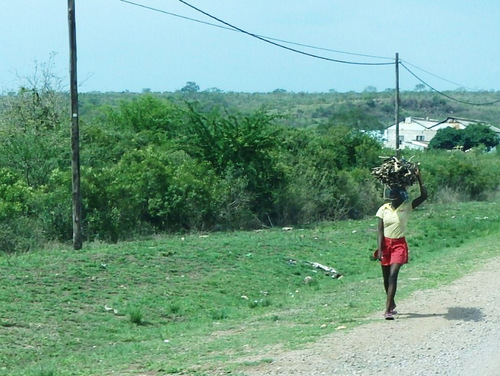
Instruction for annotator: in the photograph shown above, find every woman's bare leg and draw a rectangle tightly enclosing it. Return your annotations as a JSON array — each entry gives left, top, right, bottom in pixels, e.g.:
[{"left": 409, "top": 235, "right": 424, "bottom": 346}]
[{"left": 385, "top": 263, "right": 402, "bottom": 314}]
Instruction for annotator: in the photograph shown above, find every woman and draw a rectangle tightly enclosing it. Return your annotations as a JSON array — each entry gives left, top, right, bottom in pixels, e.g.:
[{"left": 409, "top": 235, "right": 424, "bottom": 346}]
[{"left": 376, "top": 169, "right": 427, "bottom": 320}]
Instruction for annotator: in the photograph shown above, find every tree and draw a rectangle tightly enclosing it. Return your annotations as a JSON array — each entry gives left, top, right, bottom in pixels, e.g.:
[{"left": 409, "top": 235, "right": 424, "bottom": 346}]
[
  {"left": 428, "top": 127, "right": 463, "bottom": 150},
  {"left": 184, "top": 106, "right": 284, "bottom": 223},
  {"left": 414, "top": 84, "right": 426, "bottom": 92},
  {"left": 429, "top": 124, "right": 499, "bottom": 151},
  {"left": 181, "top": 81, "right": 200, "bottom": 93},
  {"left": 462, "top": 123, "right": 499, "bottom": 151},
  {"left": 0, "top": 61, "right": 68, "bottom": 187},
  {"left": 105, "top": 94, "right": 182, "bottom": 133}
]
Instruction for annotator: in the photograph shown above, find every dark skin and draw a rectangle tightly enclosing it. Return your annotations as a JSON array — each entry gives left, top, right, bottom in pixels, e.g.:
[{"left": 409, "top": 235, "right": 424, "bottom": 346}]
[{"left": 377, "top": 169, "right": 427, "bottom": 316}]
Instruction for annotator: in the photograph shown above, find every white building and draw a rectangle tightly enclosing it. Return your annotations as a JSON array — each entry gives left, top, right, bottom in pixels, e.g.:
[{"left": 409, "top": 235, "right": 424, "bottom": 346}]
[{"left": 383, "top": 117, "right": 500, "bottom": 150}]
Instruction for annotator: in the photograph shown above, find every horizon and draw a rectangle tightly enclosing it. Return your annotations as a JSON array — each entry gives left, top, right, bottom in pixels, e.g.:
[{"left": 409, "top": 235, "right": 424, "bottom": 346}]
[{"left": 1, "top": 1, "right": 500, "bottom": 94}]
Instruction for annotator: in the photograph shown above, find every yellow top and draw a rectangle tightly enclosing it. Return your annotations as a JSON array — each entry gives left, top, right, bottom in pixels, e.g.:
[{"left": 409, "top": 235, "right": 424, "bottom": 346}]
[{"left": 376, "top": 201, "right": 413, "bottom": 239}]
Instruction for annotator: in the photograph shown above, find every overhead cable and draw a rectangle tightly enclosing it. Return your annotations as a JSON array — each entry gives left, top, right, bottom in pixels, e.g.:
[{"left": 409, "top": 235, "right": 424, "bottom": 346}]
[
  {"left": 119, "top": 0, "right": 392, "bottom": 61},
  {"left": 400, "top": 62, "right": 500, "bottom": 106},
  {"left": 119, "top": 0, "right": 392, "bottom": 66},
  {"left": 177, "top": 0, "right": 393, "bottom": 66},
  {"left": 400, "top": 59, "right": 470, "bottom": 89},
  {"left": 119, "top": 0, "right": 231, "bottom": 31}
]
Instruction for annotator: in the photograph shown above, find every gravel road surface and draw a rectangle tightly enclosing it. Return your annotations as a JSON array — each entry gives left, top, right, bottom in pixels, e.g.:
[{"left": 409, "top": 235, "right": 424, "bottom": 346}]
[{"left": 241, "top": 257, "right": 500, "bottom": 376}]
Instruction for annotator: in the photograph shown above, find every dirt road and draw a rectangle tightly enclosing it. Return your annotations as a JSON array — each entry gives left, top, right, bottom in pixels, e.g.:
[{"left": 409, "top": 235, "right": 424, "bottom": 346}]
[{"left": 241, "top": 257, "right": 500, "bottom": 376}]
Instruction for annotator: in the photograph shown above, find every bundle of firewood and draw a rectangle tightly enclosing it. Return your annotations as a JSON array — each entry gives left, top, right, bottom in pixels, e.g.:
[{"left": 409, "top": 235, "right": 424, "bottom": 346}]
[{"left": 371, "top": 156, "right": 419, "bottom": 188}]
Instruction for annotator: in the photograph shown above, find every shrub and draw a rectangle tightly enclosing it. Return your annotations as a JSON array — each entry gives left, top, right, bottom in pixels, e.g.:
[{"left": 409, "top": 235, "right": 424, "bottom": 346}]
[
  {"left": 30, "top": 168, "right": 73, "bottom": 242},
  {"left": 420, "top": 150, "right": 500, "bottom": 201},
  {"left": 129, "top": 307, "right": 144, "bottom": 325},
  {"left": 0, "top": 218, "right": 45, "bottom": 253},
  {"left": 0, "top": 168, "right": 32, "bottom": 220}
]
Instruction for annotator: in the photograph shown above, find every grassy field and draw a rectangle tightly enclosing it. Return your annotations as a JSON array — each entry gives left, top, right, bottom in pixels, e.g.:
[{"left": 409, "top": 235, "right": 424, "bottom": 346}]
[{"left": 1, "top": 200, "right": 499, "bottom": 375}]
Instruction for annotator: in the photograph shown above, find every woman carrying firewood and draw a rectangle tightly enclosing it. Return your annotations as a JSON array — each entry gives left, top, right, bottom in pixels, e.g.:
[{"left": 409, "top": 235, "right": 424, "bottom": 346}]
[{"left": 375, "top": 169, "right": 427, "bottom": 320}]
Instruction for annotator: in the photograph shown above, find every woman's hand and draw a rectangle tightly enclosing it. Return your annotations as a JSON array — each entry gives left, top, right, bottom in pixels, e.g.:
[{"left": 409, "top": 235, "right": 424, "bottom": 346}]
[
  {"left": 412, "top": 168, "right": 428, "bottom": 208},
  {"left": 414, "top": 167, "right": 422, "bottom": 181}
]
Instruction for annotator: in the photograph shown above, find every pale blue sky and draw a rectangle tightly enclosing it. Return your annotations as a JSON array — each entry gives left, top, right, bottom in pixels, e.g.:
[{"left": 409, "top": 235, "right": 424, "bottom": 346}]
[{"left": 1, "top": 1, "right": 499, "bottom": 93}]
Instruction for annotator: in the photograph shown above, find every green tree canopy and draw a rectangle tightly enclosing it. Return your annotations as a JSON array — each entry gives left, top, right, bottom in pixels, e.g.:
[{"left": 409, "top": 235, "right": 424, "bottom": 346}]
[
  {"left": 428, "top": 127, "right": 463, "bottom": 150},
  {"left": 462, "top": 123, "right": 499, "bottom": 151},
  {"left": 429, "top": 124, "right": 499, "bottom": 151},
  {"left": 181, "top": 81, "right": 200, "bottom": 93}
]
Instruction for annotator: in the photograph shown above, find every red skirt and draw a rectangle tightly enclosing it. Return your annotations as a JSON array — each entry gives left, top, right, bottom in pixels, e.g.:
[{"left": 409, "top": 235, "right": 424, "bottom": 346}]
[{"left": 375, "top": 237, "right": 408, "bottom": 266}]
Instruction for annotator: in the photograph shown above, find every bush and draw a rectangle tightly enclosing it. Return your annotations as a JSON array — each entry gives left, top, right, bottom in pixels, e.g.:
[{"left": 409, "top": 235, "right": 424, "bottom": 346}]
[
  {"left": 416, "top": 150, "right": 500, "bottom": 201},
  {"left": 0, "top": 217, "right": 45, "bottom": 253},
  {"left": 2, "top": 89, "right": 499, "bottom": 247},
  {"left": 0, "top": 168, "right": 32, "bottom": 220},
  {"left": 30, "top": 168, "right": 73, "bottom": 242},
  {"left": 0, "top": 169, "right": 45, "bottom": 252}
]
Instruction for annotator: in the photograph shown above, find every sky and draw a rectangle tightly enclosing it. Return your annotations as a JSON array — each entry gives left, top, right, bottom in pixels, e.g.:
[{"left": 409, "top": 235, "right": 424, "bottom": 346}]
[{"left": 1, "top": 0, "right": 499, "bottom": 94}]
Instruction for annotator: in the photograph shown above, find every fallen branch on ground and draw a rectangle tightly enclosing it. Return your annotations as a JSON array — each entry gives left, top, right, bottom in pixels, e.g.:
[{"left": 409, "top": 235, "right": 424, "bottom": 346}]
[{"left": 305, "top": 261, "right": 343, "bottom": 279}]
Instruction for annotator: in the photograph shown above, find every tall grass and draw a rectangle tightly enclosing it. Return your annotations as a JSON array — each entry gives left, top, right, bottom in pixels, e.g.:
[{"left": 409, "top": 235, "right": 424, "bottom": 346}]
[{"left": 0, "top": 201, "right": 498, "bottom": 375}]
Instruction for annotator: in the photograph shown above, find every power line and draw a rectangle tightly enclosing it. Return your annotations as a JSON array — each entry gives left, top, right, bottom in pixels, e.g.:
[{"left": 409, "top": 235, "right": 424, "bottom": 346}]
[
  {"left": 119, "top": 0, "right": 389, "bottom": 60},
  {"left": 118, "top": 0, "right": 393, "bottom": 66},
  {"left": 119, "top": 0, "right": 232, "bottom": 31},
  {"left": 400, "top": 59, "right": 470, "bottom": 89},
  {"left": 177, "top": 0, "right": 393, "bottom": 66},
  {"left": 261, "top": 37, "right": 393, "bottom": 61},
  {"left": 400, "top": 62, "right": 500, "bottom": 106},
  {"left": 119, "top": 0, "right": 386, "bottom": 59}
]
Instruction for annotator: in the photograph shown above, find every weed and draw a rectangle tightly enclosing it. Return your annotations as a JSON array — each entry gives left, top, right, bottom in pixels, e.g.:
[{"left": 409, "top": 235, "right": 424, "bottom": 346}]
[
  {"left": 36, "top": 366, "right": 57, "bottom": 376},
  {"left": 168, "top": 302, "right": 181, "bottom": 315},
  {"left": 165, "top": 367, "right": 183, "bottom": 374},
  {"left": 242, "top": 358, "right": 274, "bottom": 367},
  {"left": 129, "top": 307, "right": 144, "bottom": 325},
  {"left": 211, "top": 309, "right": 229, "bottom": 320}
]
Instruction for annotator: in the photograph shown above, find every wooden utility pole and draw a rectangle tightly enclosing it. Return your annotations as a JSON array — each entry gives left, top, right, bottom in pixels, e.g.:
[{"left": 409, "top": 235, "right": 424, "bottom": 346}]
[
  {"left": 68, "top": 0, "right": 82, "bottom": 249},
  {"left": 394, "top": 52, "right": 401, "bottom": 157}
]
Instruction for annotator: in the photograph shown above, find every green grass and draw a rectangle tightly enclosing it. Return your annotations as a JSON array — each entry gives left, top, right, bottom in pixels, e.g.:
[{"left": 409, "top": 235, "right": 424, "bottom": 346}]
[{"left": 0, "top": 201, "right": 499, "bottom": 375}]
